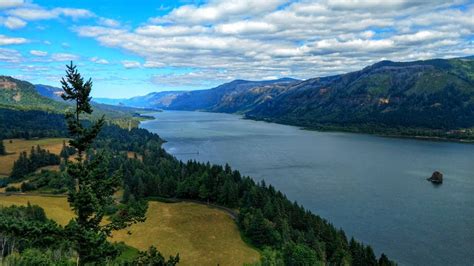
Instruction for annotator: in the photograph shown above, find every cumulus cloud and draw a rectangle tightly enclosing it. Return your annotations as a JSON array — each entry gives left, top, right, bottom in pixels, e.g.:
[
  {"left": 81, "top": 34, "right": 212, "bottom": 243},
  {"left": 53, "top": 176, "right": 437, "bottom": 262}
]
[
  {"left": 0, "top": 0, "right": 24, "bottom": 9},
  {"left": 90, "top": 56, "right": 109, "bottom": 64},
  {"left": 0, "top": 3, "right": 99, "bottom": 30},
  {"left": 121, "top": 60, "right": 141, "bottom": 69},
  {"left": 0, "top": 34, "right": 27, "bottom": 45},
  {"left": 13, "top": 0, "right": 474, "bottom": 89},
  {"left": 76, "top": 0, "right": 472, "bottom": 80},
  {"left": 151, "top": 0, "right": 287, "bottom": 24},
  {"left": 51, "top": 53, "right": 79, "bottom": 61},
  {"left": 30, "top": 50, "right": 48, "bottom": 56},
  {"left": 7, "top": 6, "right": 94, "bottom": 20},
  {"left": 2, "top": 16, "right": 26, "bottom": 29},
  {"left": 98, "top": 17, "right": 120, "bottom": 27}
]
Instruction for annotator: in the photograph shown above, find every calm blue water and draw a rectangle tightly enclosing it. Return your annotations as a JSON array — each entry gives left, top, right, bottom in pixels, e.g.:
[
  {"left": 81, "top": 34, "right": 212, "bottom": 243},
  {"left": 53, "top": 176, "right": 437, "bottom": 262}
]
[{"left": 141, "top": 110, "right": 474, "bottom": 266}]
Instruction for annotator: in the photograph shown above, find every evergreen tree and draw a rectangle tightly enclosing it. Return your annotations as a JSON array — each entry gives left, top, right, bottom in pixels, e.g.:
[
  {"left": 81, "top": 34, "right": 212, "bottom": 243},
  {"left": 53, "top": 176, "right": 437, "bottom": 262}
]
[
  {"left": 0, "top": 139, "right": 5, "bottom": 155},
  {"left": 10, "top": 151, "right": 30, "bottom": 180},
  {"left": 133, "top": 246, "right": 179, "bottom": 265},
  {"left": 60, "top": 62, "right": 146, "bottom": 265}
]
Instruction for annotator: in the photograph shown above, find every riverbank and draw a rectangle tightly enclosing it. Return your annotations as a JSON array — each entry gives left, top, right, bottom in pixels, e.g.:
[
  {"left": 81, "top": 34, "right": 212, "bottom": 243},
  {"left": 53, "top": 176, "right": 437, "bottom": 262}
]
[{"left": 242, "top": 114, "right": 474, "bottom": 144}]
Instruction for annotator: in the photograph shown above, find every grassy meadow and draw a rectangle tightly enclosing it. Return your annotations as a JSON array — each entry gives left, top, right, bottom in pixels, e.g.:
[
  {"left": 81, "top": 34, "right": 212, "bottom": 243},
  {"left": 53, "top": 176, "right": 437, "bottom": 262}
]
[
  {"left": 0, "top": 194, "right": 260, "bottom": 265},
  {"left": 0, "top": 138, "right": 66, "bottom": 177}
]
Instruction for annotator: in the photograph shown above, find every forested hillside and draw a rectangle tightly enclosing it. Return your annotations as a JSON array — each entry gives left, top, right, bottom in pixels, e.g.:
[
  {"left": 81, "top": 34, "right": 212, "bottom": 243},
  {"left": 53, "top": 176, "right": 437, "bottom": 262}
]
[
  {"left": 0, "top": 76, "right": 67, "bottom": 112},
  {"left": 167, "top": 78, "right": 299, "bottom": 111},
  {"left": 0, "top": 76, "right": 146, "bottom": 128},
  {"left": 0, "top": 106, "right": 395, "bottom": 265},
  {"left": 246, "top": 58, "right": 474, "bottom": 132}
]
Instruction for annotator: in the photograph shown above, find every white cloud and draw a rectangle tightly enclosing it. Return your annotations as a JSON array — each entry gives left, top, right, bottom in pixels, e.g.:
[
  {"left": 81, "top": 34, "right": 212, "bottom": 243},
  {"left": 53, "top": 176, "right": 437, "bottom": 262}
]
[
  {"left": 0, "top": 47, "right": 22, "bottom": 62},
  {"left": 51, "top": 53, "right": 79, "bottom": 61},
  {"left": 30, "top": 50, "right": 48, "bottom": 56},
  {"left": 7, "top": 5, "right": 93, "bottom": 20},
  {"left": 392, "top": 30, "right": 454, "bottom": 44},
  {"left": 98, "top": 17, "right": 120, "bottom": 27},
  {"left": 121, "top": 60, "right": 141, "bottom": 69},
  {"left": 3, "top": 16, "right": 26, "bottom": 29},
  {"left": 15, "top": 0, "right": 474, "bottom": 88},
  {"left": 90, "top": 56, "right": 109, "bottom": 64},
  {"left": 215, "top": 21, "right": 277, "bottom": 35},
  {"left": 152, "top": 0, "right": 288, "bottom": 24},
  {"left": 0, "top": 0, "right": 24, "bottom": 9},
  {"left": 0, "top": 34, "right": 27, "bottom": 45},
  {"left": 135, "top": 25, "right": 209, "bottom": 36},
  {"left": 54, "top": 8, "right": 93, "bottom": 19}
]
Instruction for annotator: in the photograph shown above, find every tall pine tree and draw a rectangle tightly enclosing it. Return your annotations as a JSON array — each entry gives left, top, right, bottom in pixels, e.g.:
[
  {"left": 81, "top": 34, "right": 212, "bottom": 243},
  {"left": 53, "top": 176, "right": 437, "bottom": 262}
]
[{"left": 61, "top": 62, "right": 146, "bottom": 265}]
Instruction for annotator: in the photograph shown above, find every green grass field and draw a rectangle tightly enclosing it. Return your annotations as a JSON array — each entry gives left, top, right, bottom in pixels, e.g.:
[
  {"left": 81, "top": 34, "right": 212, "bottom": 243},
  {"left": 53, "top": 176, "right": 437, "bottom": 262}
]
[
  {"left": 0, "top": 138, "right": 66, "bottom": 177},
  {"left": 0, "top": 194, "right": 260, "bottom": 265}
]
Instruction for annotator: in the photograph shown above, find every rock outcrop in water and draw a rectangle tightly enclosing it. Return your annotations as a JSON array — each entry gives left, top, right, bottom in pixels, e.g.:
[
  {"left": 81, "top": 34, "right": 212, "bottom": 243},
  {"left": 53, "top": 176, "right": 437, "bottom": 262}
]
[{"left": 427, "top": 171, "right": 443, "bottom": 184}]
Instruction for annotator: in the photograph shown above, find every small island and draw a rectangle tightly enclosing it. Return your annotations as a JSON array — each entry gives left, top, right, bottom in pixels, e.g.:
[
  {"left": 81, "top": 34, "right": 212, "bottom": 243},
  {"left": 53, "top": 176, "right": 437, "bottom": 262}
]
[{"left": 427, "top": 171, "right": 443, "bottom": 184}]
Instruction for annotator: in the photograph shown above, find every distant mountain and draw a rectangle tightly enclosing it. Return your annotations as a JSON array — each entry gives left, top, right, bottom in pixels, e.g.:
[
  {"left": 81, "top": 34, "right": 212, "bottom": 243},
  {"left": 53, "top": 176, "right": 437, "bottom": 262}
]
[
  {"left": 245, "top": 58, "right": 474, "bottom": 131},
  {"left": 0, "top": 76, "right": 145, "bottom": 127},
  {"left": 167, "top": 78, "right": 299, "bottom": 111},
  {"left": 94, "top": 91, "right": 184, "bottom": 109},
  {"left": 68, "top": 57, "right": 474, "bottom": 135},
  {"left": 35, "top": 84, "right": 65, "bottom": 102},
  {"left": 153, "top": 58, "right": 472, "bottom": 133},
  {"left": 0, "top": 76, "right": 68, "bottom": 112},
  {"left": 95, "top": 78, "right": 299, "bottom": 111}
]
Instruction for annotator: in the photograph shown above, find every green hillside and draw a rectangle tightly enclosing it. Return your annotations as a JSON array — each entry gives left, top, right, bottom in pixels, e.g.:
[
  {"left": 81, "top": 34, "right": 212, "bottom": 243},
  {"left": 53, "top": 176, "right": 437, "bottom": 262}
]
[
  {"left": 0, "top": 76, "right": 144, "bottom": 128},
  {"left": 0, "top": 76, "right": 68, "bottom": 112},
  {"left": 246, "top": 58, "right": 474, "bottom": 134}
]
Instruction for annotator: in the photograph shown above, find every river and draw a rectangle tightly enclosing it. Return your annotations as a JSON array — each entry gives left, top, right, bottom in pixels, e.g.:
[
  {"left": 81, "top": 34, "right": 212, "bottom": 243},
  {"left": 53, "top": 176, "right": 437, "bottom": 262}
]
[{"left": 141, "top": 110, "right": 474, "bottom": 266}]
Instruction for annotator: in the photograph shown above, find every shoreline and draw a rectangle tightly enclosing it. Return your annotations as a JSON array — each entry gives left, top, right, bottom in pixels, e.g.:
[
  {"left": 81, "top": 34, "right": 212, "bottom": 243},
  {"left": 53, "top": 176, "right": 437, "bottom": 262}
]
[
  {"left": 242, "top": 115, "right": 474, "bottom": 144},
  {"left": 144, "top": 109, "right": 474, "bottom": 144}
]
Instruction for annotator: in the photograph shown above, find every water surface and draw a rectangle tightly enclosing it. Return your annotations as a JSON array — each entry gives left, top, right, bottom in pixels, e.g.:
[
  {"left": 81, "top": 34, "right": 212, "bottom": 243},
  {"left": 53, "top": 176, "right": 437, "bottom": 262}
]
[{"left": 141, "top": 110, "right": 474, "bottom": 266}]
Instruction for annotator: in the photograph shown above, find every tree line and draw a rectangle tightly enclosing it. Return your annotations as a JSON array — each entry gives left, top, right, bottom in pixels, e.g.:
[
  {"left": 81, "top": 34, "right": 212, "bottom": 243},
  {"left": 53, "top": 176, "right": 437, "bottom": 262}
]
[{"left": 10, "top": 145, "right": 60, "bottom": 180}]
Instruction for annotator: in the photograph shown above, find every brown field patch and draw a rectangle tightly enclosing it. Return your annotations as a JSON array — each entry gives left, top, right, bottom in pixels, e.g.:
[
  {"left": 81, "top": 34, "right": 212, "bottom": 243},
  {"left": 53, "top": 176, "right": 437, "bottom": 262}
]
[
  {"left": 0, "top": 195, "right": 260, "bottom": 265},
  {"left": 0, "top": 138, "right": 67, "bottom": 176}
]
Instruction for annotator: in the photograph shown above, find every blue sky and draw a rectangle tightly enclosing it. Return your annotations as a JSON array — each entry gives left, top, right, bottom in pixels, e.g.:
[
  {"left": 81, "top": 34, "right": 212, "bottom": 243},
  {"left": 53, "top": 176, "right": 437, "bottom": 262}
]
[{"left": 0, "top": 0, "right": 473, "bottom": 98}]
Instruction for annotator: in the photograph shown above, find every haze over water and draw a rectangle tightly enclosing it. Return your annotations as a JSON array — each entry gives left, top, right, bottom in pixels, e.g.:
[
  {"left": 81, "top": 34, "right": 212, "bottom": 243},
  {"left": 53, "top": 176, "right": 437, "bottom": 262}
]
[{"left": 141, "top": 110, "right": 474, "bottom": 266}]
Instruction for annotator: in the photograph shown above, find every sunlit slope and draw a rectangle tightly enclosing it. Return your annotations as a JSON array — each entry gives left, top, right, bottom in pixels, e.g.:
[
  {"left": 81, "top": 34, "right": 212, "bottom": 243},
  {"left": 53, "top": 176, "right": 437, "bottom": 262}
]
[{"left": 0, "top": 195, "right": 260, "bottom": 266}]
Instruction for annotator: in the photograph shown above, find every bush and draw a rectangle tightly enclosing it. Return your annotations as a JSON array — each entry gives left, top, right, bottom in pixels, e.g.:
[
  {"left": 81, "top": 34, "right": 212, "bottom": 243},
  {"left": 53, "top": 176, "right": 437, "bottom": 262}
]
[{"left": 5, "top": 186, "right": 20, "bottom": 192}]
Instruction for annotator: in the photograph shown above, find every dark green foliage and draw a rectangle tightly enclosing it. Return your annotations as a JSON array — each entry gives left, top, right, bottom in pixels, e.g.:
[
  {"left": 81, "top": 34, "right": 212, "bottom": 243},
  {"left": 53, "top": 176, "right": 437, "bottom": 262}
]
[
  {"left": 60, "top": 62, "right": 147, "bottom": 265},
  {"left": 378, "top": 253, "right": 395, "bottom": 266},
  {"left": 0, "top": 139, "right": 5, "bottom": 155},
  {"left": 0, "top": 108, "right": 68, "bottom": 139},
  {"left": 20, "top": 170, "right": 73, "bottom": 193},
  {"left": 259, "top": 247, "right": 285, "bottom": 266},
  {"left": 0, "top": 204, "right": 66, "bottom": 258},
  {"left": 349, "top": 238, "right": 379, "bottom": 266},
  {"left": 4, "top": 248, "right": 56, "bottom": 265},
  {"left": 283, "top": 243, "right": 322, "bottom": 265},
  {"left": 60, "top": 140, "right": 76, "bottom": 160},
  {"left": 10, "top": 146, "right": 60, "bottom": 180},
  {"left": 133, "top": 246, "right": 179, "bottom": 266},
  {"left": 5, "top": 186, "right": 20, "bottom": 192}
]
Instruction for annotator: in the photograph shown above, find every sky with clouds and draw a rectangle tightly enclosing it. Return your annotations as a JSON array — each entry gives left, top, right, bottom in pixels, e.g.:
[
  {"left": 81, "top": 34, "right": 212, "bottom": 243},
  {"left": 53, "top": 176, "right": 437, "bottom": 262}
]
[{"left": 0, "top": 0, "right": 473, "bottom": 98}]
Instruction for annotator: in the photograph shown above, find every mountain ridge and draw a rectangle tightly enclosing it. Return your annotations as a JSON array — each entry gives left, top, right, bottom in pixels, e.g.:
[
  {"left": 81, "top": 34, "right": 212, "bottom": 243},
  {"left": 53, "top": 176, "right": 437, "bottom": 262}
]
[{"left": 0, "top": 76, "right": 146, "bottom": 127}]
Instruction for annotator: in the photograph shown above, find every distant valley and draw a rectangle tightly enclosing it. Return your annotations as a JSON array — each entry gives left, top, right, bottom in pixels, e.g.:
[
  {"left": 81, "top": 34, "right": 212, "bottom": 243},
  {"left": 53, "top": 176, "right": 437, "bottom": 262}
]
[{"left": 95, "top": 57, "right": 474, "bottom": 140}]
